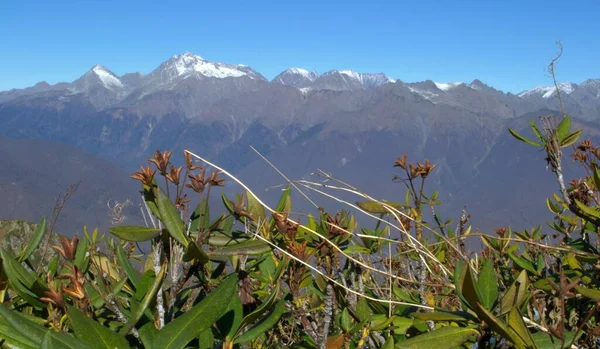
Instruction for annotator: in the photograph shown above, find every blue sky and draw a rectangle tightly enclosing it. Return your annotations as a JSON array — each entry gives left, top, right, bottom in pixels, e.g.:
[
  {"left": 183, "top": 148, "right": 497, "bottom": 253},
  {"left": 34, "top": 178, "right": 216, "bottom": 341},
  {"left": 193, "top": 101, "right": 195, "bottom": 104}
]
[{"left": 0, "top": 0, "right": 598, "bottom": 93}]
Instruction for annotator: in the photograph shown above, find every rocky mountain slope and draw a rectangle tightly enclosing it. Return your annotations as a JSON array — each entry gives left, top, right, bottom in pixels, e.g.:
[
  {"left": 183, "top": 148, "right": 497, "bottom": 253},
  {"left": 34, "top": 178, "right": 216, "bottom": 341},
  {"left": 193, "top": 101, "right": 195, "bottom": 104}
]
[{"left": 2, "top": 52, "right": 600, "bottom": 232}]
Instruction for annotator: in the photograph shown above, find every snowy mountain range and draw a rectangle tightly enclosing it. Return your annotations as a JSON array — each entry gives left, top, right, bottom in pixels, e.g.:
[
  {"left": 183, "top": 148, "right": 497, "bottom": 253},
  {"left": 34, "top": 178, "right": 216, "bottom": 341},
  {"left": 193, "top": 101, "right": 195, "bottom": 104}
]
[{"left": 2, "top": 52, "right": 600, "bottom": 233}]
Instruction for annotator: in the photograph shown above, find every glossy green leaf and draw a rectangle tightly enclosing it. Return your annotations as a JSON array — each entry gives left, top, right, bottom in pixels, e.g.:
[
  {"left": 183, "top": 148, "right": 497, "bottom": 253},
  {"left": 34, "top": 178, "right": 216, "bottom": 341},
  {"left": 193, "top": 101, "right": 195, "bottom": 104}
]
[
  {"left": 0, "top": 313, "right": 38, "bottom": 348},
  {"left": 560, "top": 129, "right": 582, "bottom": 147},
  {"left": 216, "top": 292, "right": 243, "bottom": 341},
  {"left": 574, "top": 285, "right": 600, "bottom": 301},
  {"left": 410, "top": 311, "right": 476, "bottom": 322},
  {"left": 530, "top": 119, "right": 545, "bottom": 143},
  {"left": 340, "top": 308, "right": 352, "bottom": 332},
  {"left": 108, "top": 226, "right": 161, "bottom": 242},
  {"left": 508, "top": 128, "right": 542, "bottom": 147},
  {"left": 151, "top": 273, "right": 238, "bottom": 349},
  {"left": 507, "top": 307, "right": 536, "bottom": 348},
  {"left": 574, "top": 199, "right": 600, "bottom": 220},
  {"left": 210, "top": 239, "right": 271, "bottom": 256},
  {"left": 182, "top": 241, "right": 209, "bottom": 264},
  {"left": 355, "top": 201, "right": 406, "bottom": 214},
  {"left": 246, "top": 190, "right": 265, "bottom": 222},
  {"left": 138, "top": 323, "right": 158, "bottom": 349},
  {"left": 356, "top": 298, "right": 371, "bottom": 322},
  {"left": 395, "top": 326, "right": 478, "bottom": 349},
  {"left": 508, "top": 252, "right": 538, "bottom": 275},
  {"left": 19, "top": 217, "right": 46, "bottom": 262},
  {"left": 500, "top": 270, "right": 529, "bottom": 315},
  {"left": 234, "top": 298, "right": 287, "bottom": 344},
  {"left": 370, "top": 315, "right": 396, "bottom": 331},
  {"left": 74, "top": 232, "right": 89, "bottom": 271},
  {"left": 532, "top": 331, "right": 578, "bottom": 349},
  {"left": 474, "top": 303, "right": 527, "bottom": 349},
  {"left": 155, "top": 187, "right": 188, "bottom": 247},
  {"left": 477, "top": 259, "right": 499, "bottom": 310},
  {"left": 67, "top": 307, "right": 131, "bottom": 349},
  {"left": 116, "top": 246, "right": 141, "bottom": 289},
  {"left": 556, "top": 116, "right": 571, "bottom": 141},
  {"left": 189, "top": 199, "right": 210, "bottom": 233},
  {"left": 197, "top": 328, "right": 214, "bottom": 349},
  {"left": 121, "top": 263, "right": 166, "bottom": 335}
]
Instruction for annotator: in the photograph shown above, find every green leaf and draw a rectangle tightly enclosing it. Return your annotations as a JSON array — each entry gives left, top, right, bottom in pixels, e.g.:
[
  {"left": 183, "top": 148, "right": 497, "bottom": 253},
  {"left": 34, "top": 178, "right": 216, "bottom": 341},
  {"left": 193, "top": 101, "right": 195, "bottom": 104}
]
[
  {"left": 210, "top": 239, "right": 271, "bottom": 256},
  {"left": 355, "top": 201, "right": 406, "bottom": 214},
  {"left": 458, "top": 264, "right": 482, "bottom": 310},
  {"left": 508, "top": 252, "right": 538, "bottom": 274},
  {"left": 474, "top": 303, "right": 528, "bottom": 349},
  {"left": 246, "top": 190, "right": 266, "bottom": 222},
  {"left": 340, "top": 308, "right": 352, "bottom": 332},
  {"left": 117, "top": 246, "right": 141, "bottom": 289},
  {"left": 530, "top": 119, "right": 546, "bottom": 144},
  {"left": 274, "top": 187, "right": 292, "bottom": 215},
  {"left": 216, "top": 292, "right": 243, "bottom": 341},
  {"left": 356, "top": 298, "right": 371, "bottom": 322},
  {"left": 41, "top": 330, "right": 89, "bottom": 349},
  {"left": 395, "top": 326, "right": 478, "bottom": 349},
  {"left": 74, "top": 232, "right": 89, "bottom": 271},
  {"left": 19, "top": 217, "right": 46, "bottom": 262},
  {"left": 532, "top": 331, "right": 578, "bottom": 349},
  {"left": 508, "top": 128, "right": 542, "bottom": 147},
  {"left": 0, "top": 311, "right": 39, "bottom": 348},
  {"left": 370, "top": 315, "right": 396, "bottom": 331},
  {"left": 138, "top": 323, "right": 158, "bottom": 349},
  {"left": 593, "top": 166, "right": 600, "bottom": 192},
  {"left": 155, "top": 187, "right": 188, "bottom": 247},
  {"left": 574, "top": 285, "right": 600, "bottom": 301},
  {"left": 556, "top": 116, "right": 572, "bottom": 141},
  {"left": 234, "top": 298, "right": 287, "bottom": 344},
  {"left": 151, "top": 273, "right": 238, "bottom": 349},
  {"left": 410, "top": 311, "right": 476, "bottom": 322},
  {"left": 477, "top": 259, "right": 499, "bottom": 310},
  {"left": 0, "top": 248, "right": 46, "bottom": 307},
  {"left": 197, "top": 328, "right": 214, "bottom": 349},
  {"left": 121, "top": 263, "right": 166, "bottom": 335},
  {"left": 67, "top": 307, "right": 131, "bottom": 349},
  {"left": 574, "top": 199, "right": 600, "bottom": 220},
  {"left": 382, "top": 335, "right": 394, "bottom": 349},
  {"left": 507, "top": 307, "right": 536, "bottom": 348},
  {"left": 343, "top": 245, "right": 371, "bottom": 254},
  {"left": 560, "top": 129, "right": 582, "bottom": 148},
  {"left": 232, "top": 262, "right": 285, "bottom": 341},
  {"left": 189, "top": 199, "right": 210, "bottom": 233},
  {"left": 500, "top": 270, "right": 529, "bottom": 315},
  {"left": 108, "top": 226, "right": 161, "bottom": 242},
  {"left": 182, "top": 241, "right": 210, "bottom": 264}
]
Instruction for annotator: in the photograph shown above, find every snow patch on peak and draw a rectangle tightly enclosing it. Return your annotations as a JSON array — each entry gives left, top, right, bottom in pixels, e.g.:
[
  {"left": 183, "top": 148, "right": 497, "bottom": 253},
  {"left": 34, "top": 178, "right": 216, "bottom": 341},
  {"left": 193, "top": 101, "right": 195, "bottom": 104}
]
[
  {"left": 91, "top": 65, "right": 123, "bottom": 90},
  {"left": 159, "top": 53, "right": 255, "bottom": 80},
  {"left": 338, "top": 70, "right": 362, "bottom": 81},
  {"left": 434, "top": 82, "right": 463, "bottom": 91},
  {"left": 518, "top": 82, "right": 576, "bottom": 98}
]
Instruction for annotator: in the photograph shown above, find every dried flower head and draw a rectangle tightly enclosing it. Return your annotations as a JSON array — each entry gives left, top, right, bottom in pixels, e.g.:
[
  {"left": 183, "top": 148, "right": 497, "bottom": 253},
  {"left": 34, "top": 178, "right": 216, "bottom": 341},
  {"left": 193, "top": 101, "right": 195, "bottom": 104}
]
[
  {"left": 52, "top": 235, "right": 79, "bottom": 261},
  {"left": 208, "top": 170, "right": 225, "bottom": 187},
  {"left": 131, "top": 164, "right": 156, "bottom": 186},
  {"left": 186, "top": 167, "right": 207, "bottom": 194},
  {"left": 184, "top": 151, "right": 201, "bottom": 170},
  {"left": 149, "top": 150, "right": 173, "bottom": 174},
  {"left": 577, "top": 140, "right": 593, "bottom": 151},
  {"left": 394, "top": 154, "right": 408, "bottom": 170},
  {"left": 165, "top": 165, "right": 183, "bottom": 185}
]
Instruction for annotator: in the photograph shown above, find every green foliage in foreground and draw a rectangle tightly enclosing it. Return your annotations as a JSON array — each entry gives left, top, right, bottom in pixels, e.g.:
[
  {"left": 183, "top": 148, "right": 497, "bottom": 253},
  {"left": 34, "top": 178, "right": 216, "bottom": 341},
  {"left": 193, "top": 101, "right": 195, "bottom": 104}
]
[{"left": 3, "top": 114, "right": 600, "bottom": 348}]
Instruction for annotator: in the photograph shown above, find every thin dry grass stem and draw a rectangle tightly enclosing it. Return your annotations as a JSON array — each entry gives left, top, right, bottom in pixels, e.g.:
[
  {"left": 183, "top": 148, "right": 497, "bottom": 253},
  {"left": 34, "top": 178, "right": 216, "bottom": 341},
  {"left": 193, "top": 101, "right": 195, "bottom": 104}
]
[
  {"left": 293, "top": 180, "right": 451, "bottom": 279},
  {"left": 295, "top": 178, "right": 466, "bottom": 260},
  {"left": 187, "top": 150, "right": 448, "bottom": 287},
  {"left": 184, "top": 150, "right": 440, "bottom": 305},
  {"left": 250, "top": 146, "right": 319, "bottom": 209},
  {"left": 465, "top": 233, "right": 598, "bottom": 257}
]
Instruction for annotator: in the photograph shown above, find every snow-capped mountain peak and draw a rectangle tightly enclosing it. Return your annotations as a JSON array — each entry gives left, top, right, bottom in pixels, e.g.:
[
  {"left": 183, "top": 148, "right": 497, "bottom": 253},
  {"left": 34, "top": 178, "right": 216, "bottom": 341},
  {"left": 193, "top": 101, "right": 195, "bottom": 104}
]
[
  {"left": 141, "top": 52, "right": 265, "bottom": 92},
  {"left": 434, "top": 82, "right": 464, "bottom": 91},
  {"left": 89, "top": 65, "right": 124, "bottom": 90},
  {"left": 518, "top": 82, "right": 576, "bottom": 99},
  {"left": 272, "top": 68, "right": 318, "bottom": 88}
]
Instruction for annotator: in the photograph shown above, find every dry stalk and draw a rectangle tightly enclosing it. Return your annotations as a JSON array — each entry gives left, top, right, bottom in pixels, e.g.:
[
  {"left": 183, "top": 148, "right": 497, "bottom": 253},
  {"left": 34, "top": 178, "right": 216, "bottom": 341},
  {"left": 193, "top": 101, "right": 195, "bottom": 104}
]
[{"left": 185, "top": 150, "right": 435, "bottom": 308}]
